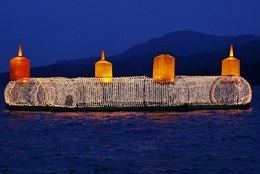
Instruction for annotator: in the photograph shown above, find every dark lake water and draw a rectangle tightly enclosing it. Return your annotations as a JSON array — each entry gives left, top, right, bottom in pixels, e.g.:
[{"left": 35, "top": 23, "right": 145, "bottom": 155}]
[{"left": 0, "top": 87, "right": 260, "bottom": 173}]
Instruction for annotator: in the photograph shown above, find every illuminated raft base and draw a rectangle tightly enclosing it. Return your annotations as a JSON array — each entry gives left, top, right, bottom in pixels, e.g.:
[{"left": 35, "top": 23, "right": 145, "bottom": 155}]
[{"left": 4, "top": 76, "right": 252, "bottom": 111}]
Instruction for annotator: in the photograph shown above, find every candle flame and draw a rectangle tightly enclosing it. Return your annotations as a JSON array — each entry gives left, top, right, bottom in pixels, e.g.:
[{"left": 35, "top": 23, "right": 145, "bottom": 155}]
[
  {"left": 18, "top": 43, "right": 23, "bottom": 57},
  {"left": 101, "top": 48, "right": 105, "bottom": 60},
  {"left": 229, "top": 44, "right": 234, "bottom": 57}
]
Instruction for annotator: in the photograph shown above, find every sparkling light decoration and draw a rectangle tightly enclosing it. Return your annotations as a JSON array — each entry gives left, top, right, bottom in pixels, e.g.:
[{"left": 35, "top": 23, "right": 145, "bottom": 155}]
[{"left": 4, "top": 76, "right": 252, "bottom": 108}]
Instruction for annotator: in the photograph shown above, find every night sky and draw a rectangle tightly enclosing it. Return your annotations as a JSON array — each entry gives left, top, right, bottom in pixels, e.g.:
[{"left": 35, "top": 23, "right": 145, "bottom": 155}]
[{"left": 0, "top": 0, "right": 259, "bottom": 73}]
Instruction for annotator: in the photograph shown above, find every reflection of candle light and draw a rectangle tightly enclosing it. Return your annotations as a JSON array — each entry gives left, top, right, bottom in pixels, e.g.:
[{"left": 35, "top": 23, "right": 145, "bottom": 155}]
[
  {"left": 220, "top": 76, "right": 240, "bottom": 83},
  {"left": 15, "top": 77, "right": 30, "bottom": 84}
]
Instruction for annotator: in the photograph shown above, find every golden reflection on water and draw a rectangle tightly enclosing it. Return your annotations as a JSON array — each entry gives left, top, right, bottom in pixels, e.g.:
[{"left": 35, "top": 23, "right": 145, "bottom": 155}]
[
  {"left": 214, "top": 108, "right": 253, "bottom": 115},
  {"left": 4, "top": 107, "right": 253, "bottom": 123},
  {"left": 53, "top": 111, "right": 147, "bottom": 119},
  {"left": 3, "top": 108, "right": 254, "bottom": 131}
]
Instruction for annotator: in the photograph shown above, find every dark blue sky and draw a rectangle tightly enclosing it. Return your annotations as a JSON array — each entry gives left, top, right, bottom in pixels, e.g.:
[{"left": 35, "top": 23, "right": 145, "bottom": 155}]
[{"left": 0, "top": 0, "right": 259, "bottom": 73}]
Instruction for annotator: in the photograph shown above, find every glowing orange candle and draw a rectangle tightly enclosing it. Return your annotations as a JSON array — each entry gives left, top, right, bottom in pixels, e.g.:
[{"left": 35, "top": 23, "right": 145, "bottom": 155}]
[
  {"left": 221, "top": 45, "right": 240, "bottom": 76},
  {"left": 95, "top": 48, "right": 113, "bottom": 82},
  {"left": 10, "top": 44, "right": 30, "bottom": 81},
  {"left": 153, "top": 53, "right": 175, "bottom": 83}
]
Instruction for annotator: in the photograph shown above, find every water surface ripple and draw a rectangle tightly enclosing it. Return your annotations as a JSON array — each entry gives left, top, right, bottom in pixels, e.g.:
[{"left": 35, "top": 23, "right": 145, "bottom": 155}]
[{"left": 0, "top": 87, "right": 260, "bottom": 173}]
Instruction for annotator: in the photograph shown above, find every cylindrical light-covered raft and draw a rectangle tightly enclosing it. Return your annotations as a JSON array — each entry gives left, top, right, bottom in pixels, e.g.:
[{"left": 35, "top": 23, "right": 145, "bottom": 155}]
[
  {"left": 4, "top": 76, "right": 252, "bottom": 111},
  {"left": 4, "top": 45, "right": 252, "bottom": 111}
]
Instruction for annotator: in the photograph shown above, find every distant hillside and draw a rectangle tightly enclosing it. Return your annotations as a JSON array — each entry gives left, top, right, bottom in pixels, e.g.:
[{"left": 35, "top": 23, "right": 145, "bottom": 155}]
[
  {"left": 1, "top": 31, "right": 260, "bottom": 87},
  {"left": 118, "top": 31, "right": 259, "bottom": 57}
]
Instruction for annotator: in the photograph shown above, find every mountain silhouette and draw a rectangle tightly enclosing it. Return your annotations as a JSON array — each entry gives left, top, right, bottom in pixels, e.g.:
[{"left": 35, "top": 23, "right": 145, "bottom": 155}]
[
  {"left": 1, "top": 31, "right": 260, "bottom": 87},
  {"left": 118, "top": 31, "right": 259, "bottom": 57}
]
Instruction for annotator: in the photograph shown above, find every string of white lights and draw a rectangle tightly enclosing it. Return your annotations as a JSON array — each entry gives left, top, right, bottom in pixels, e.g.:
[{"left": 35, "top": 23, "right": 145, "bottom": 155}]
[{"left": 4, "top": 76, "right": 252, "bottom": 108}]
